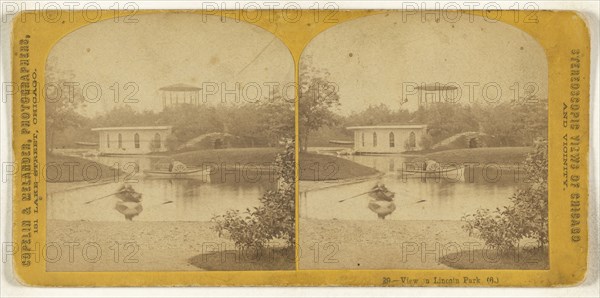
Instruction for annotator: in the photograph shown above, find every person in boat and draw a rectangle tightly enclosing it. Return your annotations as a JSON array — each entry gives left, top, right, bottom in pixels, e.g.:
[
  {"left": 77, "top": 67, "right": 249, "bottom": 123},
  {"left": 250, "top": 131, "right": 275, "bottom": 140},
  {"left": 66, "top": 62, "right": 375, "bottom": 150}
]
[
  {"left": 168, "top": 160, "right": 187, "bottom": 173},
  {"left": 369, "top": 183, "right": 395, "bottom": 201},
  {"left": 368, "top": 183, "right": 397, "bottom": 220},
  {"left": 114, "top": 183, "right": 143, "bottom": 220},
  {"left": 115, "top": 183, "right": 142, "bottom": 203},
  {"left": 423, "top": 159, "right": 440, "bottom": 171}
]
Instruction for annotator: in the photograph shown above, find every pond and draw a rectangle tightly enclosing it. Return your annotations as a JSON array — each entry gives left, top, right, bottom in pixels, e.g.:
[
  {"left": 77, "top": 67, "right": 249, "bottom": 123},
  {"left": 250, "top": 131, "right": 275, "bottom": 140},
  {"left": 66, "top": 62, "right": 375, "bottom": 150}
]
[
  {"left": 300, "top": 154, "right": 525, "bottom": 221},
  {"left": 47, "top": 155, "right": 273, "bottom": 222}
]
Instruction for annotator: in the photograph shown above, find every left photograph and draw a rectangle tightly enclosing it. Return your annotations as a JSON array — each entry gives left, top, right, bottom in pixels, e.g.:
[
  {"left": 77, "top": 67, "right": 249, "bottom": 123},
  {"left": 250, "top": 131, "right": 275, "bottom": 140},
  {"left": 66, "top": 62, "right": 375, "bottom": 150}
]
[{"left": 45, "top": 13, "right": 295, "bottom": 271}]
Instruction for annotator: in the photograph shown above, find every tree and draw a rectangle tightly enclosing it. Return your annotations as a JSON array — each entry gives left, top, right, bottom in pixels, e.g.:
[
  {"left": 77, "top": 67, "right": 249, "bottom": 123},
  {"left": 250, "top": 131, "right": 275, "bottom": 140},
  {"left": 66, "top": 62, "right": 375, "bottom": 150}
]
[
  {"left": 298, "top": 56, "right": 340, "bottom": 152},
  {"left": 156, "top": 104, "right": 224, "bottom": 144},
  {"left": 260, "top": 97, "right": 295, "bottom": 146},
  {"left": 45, "top": 67, "right": 86, "bottom": 152},
  {"left": 411, "top": 103, "right": 480, "bottom": 144},
  {"left": 345, "top": 104, "right": 411, "bottom": 126},
  {"left": 94, "top": 105, "right": 145, "bottom": 127},
  {"left": 211, "top": 140, "right": 295, "bottom": 248},
  {"left": 462, "top": 139, "right": 548, "bottom": 249}
]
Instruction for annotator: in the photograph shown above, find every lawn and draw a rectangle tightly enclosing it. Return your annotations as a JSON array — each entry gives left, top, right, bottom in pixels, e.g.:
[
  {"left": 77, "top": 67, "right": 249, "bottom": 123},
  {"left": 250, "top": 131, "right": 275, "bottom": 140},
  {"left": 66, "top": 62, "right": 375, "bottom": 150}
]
[
  {"left": 47, "top": 153, "right": 122, "bottom": 183},
  {"left": 419, "top": 147, "right": 533, "bottom": 165},
  {"left": 299, "top": 152, "right": 379, "bottom": 181},
  {"left": 172, "top": 147, "right": 281, "bottom": 168}
]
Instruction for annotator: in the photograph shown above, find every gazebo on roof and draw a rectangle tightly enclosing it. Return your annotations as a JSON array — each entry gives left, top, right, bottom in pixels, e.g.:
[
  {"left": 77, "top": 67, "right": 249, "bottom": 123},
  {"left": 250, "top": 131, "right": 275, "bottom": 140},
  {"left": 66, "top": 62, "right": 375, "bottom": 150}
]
[{"left": 159, "top": 83, "right": 202, "bottom": 108}]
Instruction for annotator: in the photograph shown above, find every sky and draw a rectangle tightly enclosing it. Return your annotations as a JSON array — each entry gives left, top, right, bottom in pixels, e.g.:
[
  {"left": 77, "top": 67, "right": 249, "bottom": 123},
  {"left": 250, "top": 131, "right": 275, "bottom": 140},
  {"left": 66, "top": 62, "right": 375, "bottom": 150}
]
[
  {"left": 47, "top": 12, "right": 548, "bottom": 117},
  {"left": 301, "top": 12, "right": 548, "bottom": 114},
  {"left": 46, "top": 13, "right": 295, "bottom": 117}
]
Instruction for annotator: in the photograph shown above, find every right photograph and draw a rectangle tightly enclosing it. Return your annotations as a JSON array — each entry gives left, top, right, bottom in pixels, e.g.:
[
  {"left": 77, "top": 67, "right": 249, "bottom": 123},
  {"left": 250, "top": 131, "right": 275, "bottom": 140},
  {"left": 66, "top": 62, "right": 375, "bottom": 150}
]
[{"left": 298, "top": 12, "right": 549, "bottom": 270}]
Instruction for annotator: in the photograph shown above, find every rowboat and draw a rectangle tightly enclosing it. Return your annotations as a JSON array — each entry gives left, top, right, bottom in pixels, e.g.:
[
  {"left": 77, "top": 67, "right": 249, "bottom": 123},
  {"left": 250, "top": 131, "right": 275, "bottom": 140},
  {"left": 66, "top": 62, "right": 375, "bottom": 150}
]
[
  {"left": 143, "top": 168, "right": 212, "bottom": 179},
  {"left": 368, "top": 189, "right": 395, "bottom": 201},
  {"left": 398, "top": 165, "right": 465, "bottom": 180},
  {"left": 367, "top": 184, "right": 396, "bottom": 219}
]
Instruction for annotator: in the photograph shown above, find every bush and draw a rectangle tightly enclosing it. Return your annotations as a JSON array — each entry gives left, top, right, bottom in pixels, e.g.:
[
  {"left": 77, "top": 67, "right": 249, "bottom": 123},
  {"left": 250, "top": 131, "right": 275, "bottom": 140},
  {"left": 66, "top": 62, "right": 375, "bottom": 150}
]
[
  {"left": 419, "top": 134, "right": 434, "bottom": 150},
  {"left": 211, "top": 140, "right": 295, "bottom": 248},
  {"left": 462, "top": 139, "right": 548, "bottom": 249},
  {"left": 165, "top": 133, "right": 181, "bottom": 152}
]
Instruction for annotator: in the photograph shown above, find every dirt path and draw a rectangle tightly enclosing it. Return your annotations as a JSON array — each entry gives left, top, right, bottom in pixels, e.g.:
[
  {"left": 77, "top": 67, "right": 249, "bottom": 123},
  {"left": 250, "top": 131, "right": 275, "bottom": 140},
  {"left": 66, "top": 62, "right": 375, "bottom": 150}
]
[
  {"left": 46, "top": 220, "right": 234, "bottom": 271},
  {"left": 299, "top": 219, "right": 488, "bottom": 270}
]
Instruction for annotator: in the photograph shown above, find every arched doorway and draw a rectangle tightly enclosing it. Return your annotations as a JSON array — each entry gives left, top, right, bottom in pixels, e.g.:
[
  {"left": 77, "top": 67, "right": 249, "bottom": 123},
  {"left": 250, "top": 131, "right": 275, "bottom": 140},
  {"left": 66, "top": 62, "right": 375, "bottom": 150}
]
[
  {"left": 134, "top": 133, "right": 140, "bottom": 148},
  {"left": 469, "top": 137, "right": 478, "bottom": 148},
  {"left": 408, "top": 131, "right": 416, "bottom": 149},
  {"left": 373, "top": 132, "right": 377, "bottom": 147},
  {"left": 154, "top": 133, "right": 161, "bottom": 149},
  {"left": 214, "top": 138, "right": 223, "bottom": 149}
]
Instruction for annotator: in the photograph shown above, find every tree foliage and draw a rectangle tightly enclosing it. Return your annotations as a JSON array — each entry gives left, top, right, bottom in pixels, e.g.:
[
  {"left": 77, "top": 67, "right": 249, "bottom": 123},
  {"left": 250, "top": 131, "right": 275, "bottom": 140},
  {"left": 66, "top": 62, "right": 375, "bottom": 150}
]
[
  {"left": 345, "top": 104, "right": 411, "bottom": 126},
  {"left": 211, "top": 141, "right": 295, "bottom": 248},
  {"left": 474, "top": 100, "right": 548, "bottom": 146},
  {"left": 45, "top": 67, "right": 86, "bottom": 151},
  {"left": 462, "top": 139, "right": 548, "bottom": 249},
  {"left": 299, "top": 55, "right": 340, "bottom": 151},
  {"left": 308, "top": 100, "right": 548, "bottom": 148}
]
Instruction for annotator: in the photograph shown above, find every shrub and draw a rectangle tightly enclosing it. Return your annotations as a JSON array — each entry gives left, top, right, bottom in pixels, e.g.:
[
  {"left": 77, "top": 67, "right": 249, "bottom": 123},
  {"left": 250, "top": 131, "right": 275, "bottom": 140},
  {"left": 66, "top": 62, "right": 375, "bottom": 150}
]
[
  {"left": 211, "top": 140, "right": 295, "bottom": 248},
  {"left": 462, "top": 138, "right": 548, "bottom": 249},
  {"left": 165, "top": 133, "right": 181, "bottom": 152},
  {"left": 419, "top": 134, "right": 434, "bottom": 150}
]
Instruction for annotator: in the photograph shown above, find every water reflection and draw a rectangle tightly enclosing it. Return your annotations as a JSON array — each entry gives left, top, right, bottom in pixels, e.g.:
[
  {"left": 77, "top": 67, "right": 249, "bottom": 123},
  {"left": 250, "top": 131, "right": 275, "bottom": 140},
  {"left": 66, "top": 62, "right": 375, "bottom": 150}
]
[
  {"left": 301, "top": 154, "right": 522, "bottom": 221},
  {"left": 114, "top": 184, "right": 144, "bottom": 220},
  {"left": 48, "top": 156, "right": 273, "bottom": 222}
]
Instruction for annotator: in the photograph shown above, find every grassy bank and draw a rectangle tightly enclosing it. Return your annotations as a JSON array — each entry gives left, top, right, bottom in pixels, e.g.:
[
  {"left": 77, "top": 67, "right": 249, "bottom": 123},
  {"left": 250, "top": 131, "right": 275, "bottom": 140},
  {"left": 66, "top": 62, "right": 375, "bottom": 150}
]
[
  {"left": 47, "top": 153, "right": 121, "bottom": 183},
  {"left": 299, "top": 152, "right": 379, "bottom": 181},
  {"left": 172, "top": 148, "right": 280, "bottom": 167},
  {"left": 418, "top": 147, "right": 533, "bottom": 164}
]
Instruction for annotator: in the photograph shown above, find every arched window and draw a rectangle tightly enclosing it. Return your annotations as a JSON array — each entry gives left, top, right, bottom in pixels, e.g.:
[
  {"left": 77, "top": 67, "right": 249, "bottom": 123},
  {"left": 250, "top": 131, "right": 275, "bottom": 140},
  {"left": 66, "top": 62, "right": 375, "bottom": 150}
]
[
  {"left": 361, "top": 133, "right": 365, "bottom": 147},
  {"left": 106, "top": 134, "right": 110, "bottom": 148},
  {"left": 134, "top": 133, "right": 140, "bottom": 149},
  {"left": 408, "top": 131, "right": 416, "bottom": 149},
  {"left": 389, "top": 132, "right": 395, "bottom": 148},
  {"left": 373, "top": 132, "right": 377, "bottom": 147},
  {"left": 154, "top": 133, "right": 161, "bottom": 148},
  {"left": 118, "top": 133, "right": 123, "bottom": 148}
]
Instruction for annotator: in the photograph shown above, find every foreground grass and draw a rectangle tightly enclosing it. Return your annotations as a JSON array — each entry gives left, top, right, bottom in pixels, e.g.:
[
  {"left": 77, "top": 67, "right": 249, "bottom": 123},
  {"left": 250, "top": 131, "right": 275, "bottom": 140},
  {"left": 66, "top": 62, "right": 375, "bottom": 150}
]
[
  {"left": 172, "top": 147, "right": 280, "bottom": 167},
  {"left": 47, "top": 153, "right": 121, "bottom": 183},
  {"left": 188, "top": 247, "right": 295, "bottom": 271},
  {"left": 299, "top": 152, "right": 379, "bottom": 181},
  {"left": 419, "top": 147, "right": 533, "bottom": 164}
]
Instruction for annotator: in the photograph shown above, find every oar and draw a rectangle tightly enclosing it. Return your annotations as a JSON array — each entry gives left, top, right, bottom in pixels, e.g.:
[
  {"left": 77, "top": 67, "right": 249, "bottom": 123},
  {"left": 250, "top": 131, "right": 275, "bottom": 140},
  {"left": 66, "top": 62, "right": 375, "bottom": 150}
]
[
  {"left": 410, "top": 199, "right": 427, "bottom": 205},
  {"left": 338, "top": 190, "right": 375, "bottom": 203},
  {"left": 144, "top": 200, "right": 174, "bottom": 210},
  {"left": 84, "top": 191, "right": 125, "bottom": 204}
]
